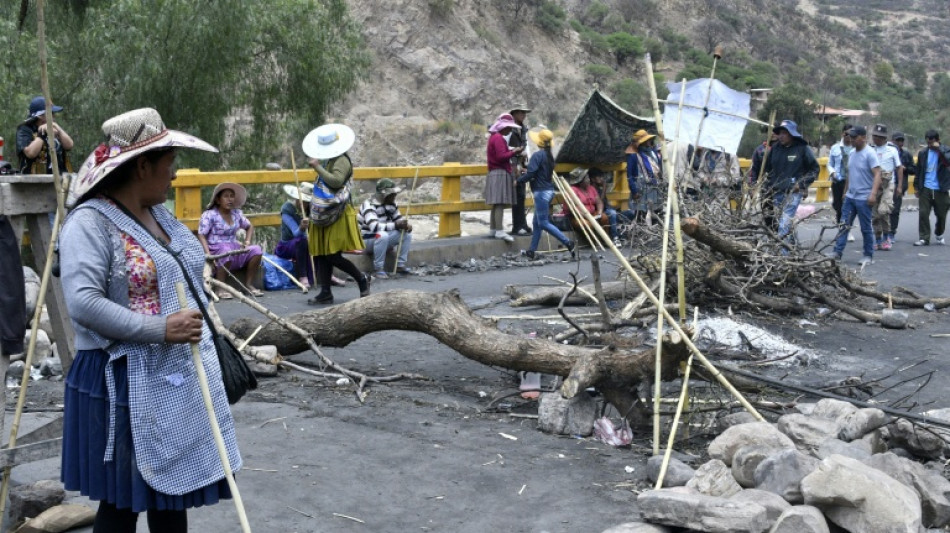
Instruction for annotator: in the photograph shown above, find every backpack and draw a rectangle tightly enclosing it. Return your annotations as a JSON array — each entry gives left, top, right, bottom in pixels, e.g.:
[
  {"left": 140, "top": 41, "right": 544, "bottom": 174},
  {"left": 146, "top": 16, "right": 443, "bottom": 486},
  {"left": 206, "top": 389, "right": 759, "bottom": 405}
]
[{"left": 310, "top": 154, "right": 353, "bottom": 227}]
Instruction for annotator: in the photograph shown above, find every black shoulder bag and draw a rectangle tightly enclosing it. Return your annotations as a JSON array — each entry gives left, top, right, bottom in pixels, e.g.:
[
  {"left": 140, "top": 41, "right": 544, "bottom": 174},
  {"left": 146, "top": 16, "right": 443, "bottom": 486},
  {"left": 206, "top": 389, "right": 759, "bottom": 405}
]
[{"left": 107, "top": 198, "right": 257, "bottom": 404}]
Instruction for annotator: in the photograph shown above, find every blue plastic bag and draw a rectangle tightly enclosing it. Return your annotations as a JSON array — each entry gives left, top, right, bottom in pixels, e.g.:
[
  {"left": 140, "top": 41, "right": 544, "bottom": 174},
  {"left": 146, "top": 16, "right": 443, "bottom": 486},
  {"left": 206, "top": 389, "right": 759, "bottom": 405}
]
[{"left": 262, "top": 254, "right": 297, "bottom": 291}]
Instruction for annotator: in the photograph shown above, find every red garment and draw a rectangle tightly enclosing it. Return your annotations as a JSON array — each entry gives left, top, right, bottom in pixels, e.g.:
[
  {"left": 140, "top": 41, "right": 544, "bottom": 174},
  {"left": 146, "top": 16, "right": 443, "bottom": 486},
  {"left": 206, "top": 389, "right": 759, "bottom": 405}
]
[
  {"left": 570, "top": 184, "right": 599, "bottom": 215},
  {"left": 487, "top": 132, "right": 516, "bottom": 173}
]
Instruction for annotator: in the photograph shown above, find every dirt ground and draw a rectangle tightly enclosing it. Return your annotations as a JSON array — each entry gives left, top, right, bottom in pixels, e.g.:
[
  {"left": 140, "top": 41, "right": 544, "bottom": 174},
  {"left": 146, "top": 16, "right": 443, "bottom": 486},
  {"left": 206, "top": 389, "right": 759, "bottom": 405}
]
[{"left": 7, "top": 203, "right": 950, "bottom": 532}]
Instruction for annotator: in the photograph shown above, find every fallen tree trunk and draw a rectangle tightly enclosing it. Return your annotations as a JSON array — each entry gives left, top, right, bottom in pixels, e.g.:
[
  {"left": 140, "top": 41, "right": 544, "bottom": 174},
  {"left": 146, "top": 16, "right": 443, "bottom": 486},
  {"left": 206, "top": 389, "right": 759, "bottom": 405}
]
[
  {"left": 229, "top": 289, "right": 691, "bottom": 413},
  {"left": 505, "top": 281, "right": 638, "bottom": 307}
]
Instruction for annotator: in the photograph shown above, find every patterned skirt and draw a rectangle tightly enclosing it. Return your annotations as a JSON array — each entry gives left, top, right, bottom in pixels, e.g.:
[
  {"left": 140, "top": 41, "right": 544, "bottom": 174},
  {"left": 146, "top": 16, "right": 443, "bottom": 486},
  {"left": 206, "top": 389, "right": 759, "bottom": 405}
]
[
  {"left": 484, "top": 168, "right": 515, "bottom": 206},
  {"left": 62, "top": 349, "right": 231, "bottom": 513}
]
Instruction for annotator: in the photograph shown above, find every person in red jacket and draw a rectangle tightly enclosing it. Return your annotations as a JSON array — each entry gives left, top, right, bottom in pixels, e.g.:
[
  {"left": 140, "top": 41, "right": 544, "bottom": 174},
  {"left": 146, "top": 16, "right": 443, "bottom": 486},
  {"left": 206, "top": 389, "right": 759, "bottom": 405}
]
[{"left": 484, "top": 113, "right": 524, "bottom": 243}]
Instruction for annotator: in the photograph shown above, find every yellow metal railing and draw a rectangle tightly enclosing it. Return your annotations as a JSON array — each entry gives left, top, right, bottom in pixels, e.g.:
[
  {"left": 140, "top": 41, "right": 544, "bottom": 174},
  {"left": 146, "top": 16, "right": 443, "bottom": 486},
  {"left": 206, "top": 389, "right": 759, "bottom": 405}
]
[{"left": 174, "top": 155, "right": 889, "bottom": 238}]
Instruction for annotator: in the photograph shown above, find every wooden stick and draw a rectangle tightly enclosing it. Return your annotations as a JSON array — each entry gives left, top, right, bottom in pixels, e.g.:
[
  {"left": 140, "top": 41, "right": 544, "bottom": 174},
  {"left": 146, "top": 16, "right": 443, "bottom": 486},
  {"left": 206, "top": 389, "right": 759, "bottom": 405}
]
[
  {"left": 238, "top": 325, "right": 265, "bottom": 351},
  {"left": 683, "top": 52, "right": 721, "bottom": 178},
  {"left": 393, "top": 167, "right": 420, "bottom": 275},
  {"left": 559, "top": 169, "right": 764, "bottom": 423},
  {"left": 750, "top": 110, "right": 778, "bottom": 205},
  {"left": 656, "top": 100, "right": 770, "bottom": 126},
  {"left": 647, "top": 75, "right": 687, "bottom": 455},
  {"left": 174, "top": 283, "right": 252, "bottom": 533},
  {"left": 262, "top": 255, "right": 307, "bottom": 293},
  {"left": 290, "top": 149, "right": 317, "bottom": 287},
  {"left": 656, "top": 307, "right": 700, "bottom": 488},
  {"left": 554, "top": 173, "right": 600, "bottom": 251},
  {"left": 0, "top": 0, "right": 68, "bottom": 519}
]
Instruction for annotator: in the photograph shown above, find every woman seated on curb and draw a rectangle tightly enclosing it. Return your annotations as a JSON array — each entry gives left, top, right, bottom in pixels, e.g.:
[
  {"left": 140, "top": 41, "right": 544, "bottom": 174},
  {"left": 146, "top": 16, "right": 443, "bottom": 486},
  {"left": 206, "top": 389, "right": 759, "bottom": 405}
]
[
  {"left": 276, "top": 183, "right": 346, "bottom": 289},
  {"left": 197, "top": 182, "right": 264, "bottom": 298},
  {"left": 565, "top": 168, "right": 612, "bottom": 244}
]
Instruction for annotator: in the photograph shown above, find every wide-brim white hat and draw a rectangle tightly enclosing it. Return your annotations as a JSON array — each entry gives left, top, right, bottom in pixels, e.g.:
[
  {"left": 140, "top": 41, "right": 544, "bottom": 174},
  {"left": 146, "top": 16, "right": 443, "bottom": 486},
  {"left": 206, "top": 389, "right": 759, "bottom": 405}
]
[
  {"left": 283, "top": 182, "right": 314, "bottom": 203},
  {"left": 207, "top": 182, "right": 248, "bottom": 210},
  {"left": 72, "top": 108, "right": 217, "bottom": 202},
  {"left": 302, "top": 124, "right": 355, "bottom": 160}
]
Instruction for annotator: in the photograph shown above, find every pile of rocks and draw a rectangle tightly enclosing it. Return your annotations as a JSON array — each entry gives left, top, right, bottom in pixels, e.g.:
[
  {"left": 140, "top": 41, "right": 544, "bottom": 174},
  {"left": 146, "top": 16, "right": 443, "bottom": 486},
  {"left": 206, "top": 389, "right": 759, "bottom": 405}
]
[
  {"left": 604, "top": 399, "right": 950, "bottom": 533},
  {"left": 6, "top": 267, "right": 64, "bottom": 382}
]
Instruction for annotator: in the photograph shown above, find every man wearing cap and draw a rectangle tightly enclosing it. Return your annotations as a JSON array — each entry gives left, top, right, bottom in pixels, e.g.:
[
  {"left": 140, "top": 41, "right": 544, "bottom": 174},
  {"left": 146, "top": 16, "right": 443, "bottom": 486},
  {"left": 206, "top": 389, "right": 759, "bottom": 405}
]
[
  {"left": 626, "top": 129, "right": 663, "bottom": 224},
  {"left": 831, "top": 125, "right": 883, "bottom": 265},
  {"left": 16, "top": 96, "right": 74, "bottom": 174},
  {"left": 358, "top": 178, "right": 413, "bottom": 278},
  {"left": 827, "top": 124, "right": 854, "bottom": 235},
  {"left": 869, "top": 124, "right": 903, "bottom": 250},
  {"left": 762, "top": 119, "right": 820, "bottom": 241},
  {"left": 913, "top": 130, "right": 950, "bottom": 246},
  {"left": 889, "top": 131, "right": 915, "bottom": 243},
  {"left": 508, "top": 105, "right": 532, "bottom": 236}
]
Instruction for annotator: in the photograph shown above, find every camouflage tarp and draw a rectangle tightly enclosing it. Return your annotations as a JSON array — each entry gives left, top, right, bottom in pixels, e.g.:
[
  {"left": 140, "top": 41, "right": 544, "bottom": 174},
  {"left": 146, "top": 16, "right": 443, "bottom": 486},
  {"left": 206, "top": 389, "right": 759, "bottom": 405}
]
[{"left": 555, "top": 89, "right": 655, "bottom": 166}]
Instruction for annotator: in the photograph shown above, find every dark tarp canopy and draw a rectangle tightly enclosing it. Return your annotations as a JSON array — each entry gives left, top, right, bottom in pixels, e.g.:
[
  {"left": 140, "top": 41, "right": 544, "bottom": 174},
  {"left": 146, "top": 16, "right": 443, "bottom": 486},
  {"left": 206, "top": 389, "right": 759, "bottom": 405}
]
[{"left": 555, "top": 89, "right": 655, "bottom": 166}]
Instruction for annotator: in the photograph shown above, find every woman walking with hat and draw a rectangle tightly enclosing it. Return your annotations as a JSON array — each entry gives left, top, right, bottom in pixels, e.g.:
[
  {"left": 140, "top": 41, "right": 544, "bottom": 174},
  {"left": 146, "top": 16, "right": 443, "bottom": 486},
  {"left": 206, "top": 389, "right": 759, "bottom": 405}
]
[
  {"left": 517, "top": 128, "right": 574, "bottom": 259},
  {"left": 485, "top": 113, "right": 525, "bottom": 242},
  {"left": 302, "top": 123, "right": 370, "bottom": 304},
  {"left": 59, "top": 108, "right": 239, "bottom": 532},
  {"left": 197, "top": 182, "right": 265, "bottom": 298}
]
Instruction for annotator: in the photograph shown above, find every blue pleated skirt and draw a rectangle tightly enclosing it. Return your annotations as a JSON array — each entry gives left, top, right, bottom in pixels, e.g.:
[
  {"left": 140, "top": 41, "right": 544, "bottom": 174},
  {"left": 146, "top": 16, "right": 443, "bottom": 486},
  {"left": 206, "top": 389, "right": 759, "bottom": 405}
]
[{"left": 62, "top": 349, "right": 231, "bottom": 513}]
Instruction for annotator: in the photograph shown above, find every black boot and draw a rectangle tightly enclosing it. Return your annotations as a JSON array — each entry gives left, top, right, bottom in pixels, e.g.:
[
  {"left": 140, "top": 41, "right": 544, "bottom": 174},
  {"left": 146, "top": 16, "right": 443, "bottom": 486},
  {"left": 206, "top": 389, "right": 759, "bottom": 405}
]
[
  {"left": 566, "top": 240, "right": 576, "bottom": 259},
  {"left": 308, "top": 287, "right": 333, "bottom": 305},
  {"left": 358, "top": 274, "right": 370, "bottom": 297}
]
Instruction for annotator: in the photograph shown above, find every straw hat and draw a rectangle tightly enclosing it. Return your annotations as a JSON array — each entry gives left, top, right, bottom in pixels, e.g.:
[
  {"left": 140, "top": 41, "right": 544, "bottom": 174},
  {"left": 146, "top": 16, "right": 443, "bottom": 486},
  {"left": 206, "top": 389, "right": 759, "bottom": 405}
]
[
  {"left": 283, "top": 182, "right": 314, "bottom": 203},
  {"left": 528, "top": 128, "right": 553, "bottom": 148},
  {"left": 566, "top": 167, "right": 589, "bottom": 185},
  {"left": 206, "top": 182, "right": 248, "bottom": 210},
  {"left": 72, "top": 108, "right": 217, "bottom": 201},
  {"left": 302, "top": 124, "right": 355, "bottom": 160},
  {"left": 489, "top": 113, "right": 519, "bottom": 133}
]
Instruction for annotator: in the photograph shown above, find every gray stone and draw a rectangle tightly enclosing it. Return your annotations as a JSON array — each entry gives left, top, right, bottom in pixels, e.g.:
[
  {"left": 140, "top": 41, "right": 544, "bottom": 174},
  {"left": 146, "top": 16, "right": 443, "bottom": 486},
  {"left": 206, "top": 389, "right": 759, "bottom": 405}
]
[
  {"left": 8, "top": 479, "right": 65, "bottom": 525},
  {"left": 537, "top": 392, "right": 597, "bottom": 436},
  {"left": 888, "top": 417, "right": 948, "bottom": 459},
  {"left": 732, "top": 445, "right": 777, "bottom": 488},
  {"left": 860, "top": 428, "right": 888, "bottom": 454},
  {"left": 754, "top": 448, "right": 820, "bottom": 504},
  {"left": 811, "top": 398, "right": 858, "bottom": 421},
  {"left": 768, "top": 505, "right": 829, "bottom": 533},
  {"left": 708, "top": 422, "right": 795, "bottom": 466},
  {"left": 776, "top": 414, "right": 840, "bottom": 452},
  {"left": 731, "top": 488, "right": 791, "bottom": 524},
  {"left": 23, "top": 266, "right": 40, "bottom": 318},
  {"left": 601, "top": 523, "right": 673, "bottom": 533},
  {"left": 794, "top": 402, "right": 817, "bottom": 416},
  {"left": 7, "top": 361, "right": 25, "bottom": 380},
  {"left": 816, "top": 438, "right": 871, "bottom": 461},
  {"left": 39, "top": 356, "right": 62, "bottom": 377},
  {"left": 801, "top": 454, "right": 921, "bottom": 533},
  {"left": 638, "top": 489, "right": 769, "bottom": 533},
  {"left": 717, "top": 411, "right": 759, "bottom": 432},
  {"left": 22, "top": 329, "right": 52, "bottom": 363},
  {"left": 687, "top": 459, "right": 742, "bottom": 498},
  {"left": 647, "top": 455, "right": 695, "bottom": 488},
  {"left": 880, "top": 309, "right": 909, "bottom": 329},
  {"left": 864, "top": 452, "right": 950, "bottom": 528},
  {"left": 38, "top": 306, "right": 54, "bottom": 341},
  {"left": 837, "top": 408, "right": 889, "bottom": 441}
]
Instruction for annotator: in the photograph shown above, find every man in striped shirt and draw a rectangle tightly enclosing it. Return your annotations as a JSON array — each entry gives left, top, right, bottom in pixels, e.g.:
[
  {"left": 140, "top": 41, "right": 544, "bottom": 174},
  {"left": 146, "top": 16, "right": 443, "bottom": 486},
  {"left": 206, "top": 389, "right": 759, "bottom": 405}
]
[{"left": 358, "top": 178, "right": 413, "bottom": 278}]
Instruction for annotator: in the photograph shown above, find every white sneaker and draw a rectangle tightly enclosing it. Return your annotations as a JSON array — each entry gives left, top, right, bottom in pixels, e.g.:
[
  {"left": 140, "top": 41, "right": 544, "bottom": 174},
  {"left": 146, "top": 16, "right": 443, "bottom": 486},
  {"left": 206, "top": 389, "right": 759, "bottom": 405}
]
[
  {"left": 859, "top": 256, "right": 873, "bottom": 266},
  {"left": 847, "top": 232, "right": 855, "bottom": 242},
  {"left": 495, "top": 231, "right": 514, "bottom": 243},
  {"left": 937, "top": 235, "right": 946, "bottom": 245}
]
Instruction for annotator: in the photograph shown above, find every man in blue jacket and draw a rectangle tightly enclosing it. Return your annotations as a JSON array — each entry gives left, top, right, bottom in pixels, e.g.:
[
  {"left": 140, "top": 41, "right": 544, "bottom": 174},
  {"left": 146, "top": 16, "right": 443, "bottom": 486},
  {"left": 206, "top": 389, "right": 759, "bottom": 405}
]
[
  {"left": 762, "top": 119, "right": 820, "bottom": 243},
  {"left": 913, "top": 129, "right": 950, "bottom": 246}
]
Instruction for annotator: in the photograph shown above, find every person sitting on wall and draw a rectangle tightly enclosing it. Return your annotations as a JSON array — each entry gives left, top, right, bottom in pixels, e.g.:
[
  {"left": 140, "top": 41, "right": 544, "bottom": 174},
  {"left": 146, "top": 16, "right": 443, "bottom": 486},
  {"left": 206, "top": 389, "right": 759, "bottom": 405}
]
[{"left": 357, "top": 178, "right": 413, "bottom": 279}]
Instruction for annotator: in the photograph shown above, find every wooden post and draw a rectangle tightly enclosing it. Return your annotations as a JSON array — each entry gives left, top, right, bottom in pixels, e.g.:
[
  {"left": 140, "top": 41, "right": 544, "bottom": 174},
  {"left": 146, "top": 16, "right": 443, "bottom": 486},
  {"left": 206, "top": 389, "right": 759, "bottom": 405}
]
[{"left": 439, "top": 162, "right": 462, "bottom": 238}]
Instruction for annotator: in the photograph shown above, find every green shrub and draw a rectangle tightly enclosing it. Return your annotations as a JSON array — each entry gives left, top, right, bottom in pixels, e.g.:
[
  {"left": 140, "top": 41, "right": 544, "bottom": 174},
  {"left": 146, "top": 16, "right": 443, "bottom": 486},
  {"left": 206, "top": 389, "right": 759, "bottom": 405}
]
[
  {"left": 427, "top": 0, "right": 454, "bottom": 17},
  {"left": 609, "top": 78, "right": 650, "bottom": 115},
  {"left": 536, "top": 1, "right": 566, "bottom": 33},
  {"left": 585, "top": 64, "right": 616, "bottom": 83}
]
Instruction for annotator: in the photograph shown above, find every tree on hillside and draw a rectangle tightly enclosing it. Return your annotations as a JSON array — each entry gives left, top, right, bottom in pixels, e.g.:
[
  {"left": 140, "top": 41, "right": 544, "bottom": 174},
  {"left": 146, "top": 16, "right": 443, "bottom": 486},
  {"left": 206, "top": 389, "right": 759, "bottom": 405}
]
[
  {"left": 2, "top": 0, "right": 369, "bottom": 170},
  {"left": 758, "top": 83, "right": 818, "bottom": 139},
  {"left": 606, "top": 32, "right": 644, "bottom": 67}
]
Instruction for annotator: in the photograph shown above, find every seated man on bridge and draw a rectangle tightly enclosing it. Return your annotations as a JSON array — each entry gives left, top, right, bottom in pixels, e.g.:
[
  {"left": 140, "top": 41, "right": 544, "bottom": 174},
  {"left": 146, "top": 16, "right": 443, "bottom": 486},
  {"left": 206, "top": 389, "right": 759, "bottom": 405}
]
[{"left": 358, "top": 178, "right": 413, "bottom": 279}]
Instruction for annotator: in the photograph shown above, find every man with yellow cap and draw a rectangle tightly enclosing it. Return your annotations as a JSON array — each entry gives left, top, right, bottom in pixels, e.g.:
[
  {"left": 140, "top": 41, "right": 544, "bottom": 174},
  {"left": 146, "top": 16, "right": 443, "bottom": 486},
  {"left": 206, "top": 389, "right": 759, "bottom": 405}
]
[{"left": 625, "top": 129, "right": 663, "bottom": 224}]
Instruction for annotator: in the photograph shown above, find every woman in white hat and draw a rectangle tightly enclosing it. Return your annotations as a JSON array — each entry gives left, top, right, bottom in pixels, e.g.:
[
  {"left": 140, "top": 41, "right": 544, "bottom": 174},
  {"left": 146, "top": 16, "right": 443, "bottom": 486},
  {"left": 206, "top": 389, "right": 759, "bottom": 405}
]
[
  {"left": 197, "top": 182, "right": 264, "bottom": 298},
  {"left": 302, "top": 123, "right": 370, "bottom": 304},
  {"left": 484, "top": 113, "right": 525, "bottom": 242},
  {"left": 59, "top": 108, "right": 239, "bottom": 532}
]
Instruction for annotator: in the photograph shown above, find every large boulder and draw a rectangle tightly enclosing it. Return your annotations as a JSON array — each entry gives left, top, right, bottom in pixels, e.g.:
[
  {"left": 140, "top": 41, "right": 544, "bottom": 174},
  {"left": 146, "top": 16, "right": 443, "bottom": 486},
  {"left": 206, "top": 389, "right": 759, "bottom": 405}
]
[
  {"left": 815, "top": 438, "right": 871, "bottom": 461},
  {"left": 864, "top": 452, "right": 950, "bottom": 528},
  {"left": 8, "top": 480, "right": 65, "bottom": 526},
  {"left": 768, "top": 505, "right": 829, "bottom": 533},
  {"left": 776, "top": 414, "right": 840, "bottom": 452},
  {"left": 708, "top": 422, "right": 794, "bottom": 466},
  {"left": 887, "top": 417, "right": 947, "bottom": 460},
  {"left": 811, "top": 398, "right": 858, "bottom": 421},
  {"left": 732, "top": 445, "right": 777, "bottom": 488},
  {"left": 646, "top": 455, "right": 695, "bottom": 488},
  {"left": 801, "top": 454, "right": 921, "bottom": 533},
  {"left": 836, "top": 408, "right": 888, "bottom": 441},
  {"left": 731, "top": 488, "right": 791, "bottom": 524},
  {"left": 686, "top": 459, "right": 742, "bottom": 498},
  {"left": 753, "top": 448, "right": 820, "bottom": 504},
  {"left": 537, "top": 392, "right": 596, "bottom": 436},
  {"left": 638, "top": 489, "right": 769, "bottom": 533}
]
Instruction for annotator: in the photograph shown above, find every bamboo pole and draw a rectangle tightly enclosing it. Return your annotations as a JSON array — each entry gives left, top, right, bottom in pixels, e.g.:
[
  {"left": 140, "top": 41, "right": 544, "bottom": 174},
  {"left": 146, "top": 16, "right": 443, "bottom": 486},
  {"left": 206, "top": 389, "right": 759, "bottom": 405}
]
[
  {"left": 554, "top": 172, "right": 601, "bottom": 251},
  {"left": 289, "top": 149, "right": 317, "bottom": 288},
  {"left": 0, "top": 0, "right": 69, "bottom": 522},
  {"left": 683, "top": 46, "right": 723, "bottom": 186},
  {"left": 648, "top": 77, "right": 687, "bottom": 455},
  {"left": 174, "top": 283, "right": 252, "bottom": 533},
  {"left": 656, "top": 100, "right": 770, "bottom": 126},
  {"left": 750, "top": 110, "right": 778, "bottom": 205},
  {"left": 656, "top": 307, "right": 700, "bottom": 488},
  {"left": 393, "top": 167, "right": 420, "bottom": 275},
  {"left": 558, "top": 176, "right": 764, "bottom": 423}
]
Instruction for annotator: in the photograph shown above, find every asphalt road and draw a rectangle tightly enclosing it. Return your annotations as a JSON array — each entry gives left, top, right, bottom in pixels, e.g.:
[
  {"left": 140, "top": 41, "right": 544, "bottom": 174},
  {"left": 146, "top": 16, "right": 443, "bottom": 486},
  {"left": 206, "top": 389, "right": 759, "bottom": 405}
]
[{"left": 8, "top": 202, "right": 950, "bottom": 533}]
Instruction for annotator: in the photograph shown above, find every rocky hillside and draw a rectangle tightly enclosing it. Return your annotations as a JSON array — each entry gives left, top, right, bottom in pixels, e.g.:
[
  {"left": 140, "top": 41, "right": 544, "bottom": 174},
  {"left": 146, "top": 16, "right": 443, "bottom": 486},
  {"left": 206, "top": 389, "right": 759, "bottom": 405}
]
[{"left": 332, "top": 0, "right": 950, "bottom": 168}]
